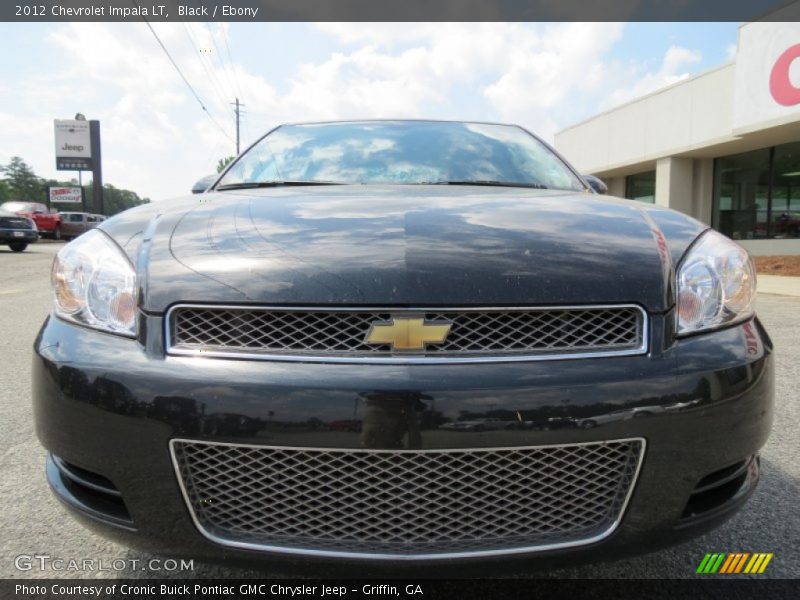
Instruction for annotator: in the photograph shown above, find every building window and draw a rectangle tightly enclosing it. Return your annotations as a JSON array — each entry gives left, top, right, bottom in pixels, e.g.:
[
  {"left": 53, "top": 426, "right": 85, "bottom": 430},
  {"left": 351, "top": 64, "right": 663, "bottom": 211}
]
[
  {"left": 625, "top": 171, "right": 656, "bottom": 203},
  {"left": 713, "top": 141, "right": 800, "bottom": 240},
  {"left": 771, "top": 141, "right": 800, "bottom": 238}
]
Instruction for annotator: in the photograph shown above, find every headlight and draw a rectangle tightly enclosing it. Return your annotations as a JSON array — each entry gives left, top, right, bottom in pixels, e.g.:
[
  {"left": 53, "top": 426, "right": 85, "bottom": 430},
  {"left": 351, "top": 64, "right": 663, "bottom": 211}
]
[
  {"left": 28, "top": 219, "right": 38, "bottom": 231},
  {"left": 51, "top": 229, "right": 137, "bottom": 337},
  {"left": 676, "top": 229, "right": 756, "bottom": 335}
]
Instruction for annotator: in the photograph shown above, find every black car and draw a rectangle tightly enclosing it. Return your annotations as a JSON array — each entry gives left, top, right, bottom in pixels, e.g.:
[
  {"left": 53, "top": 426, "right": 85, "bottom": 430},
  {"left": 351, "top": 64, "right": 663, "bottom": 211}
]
[
  {"left": 0, "top": 209, "right": 38, "bottom": 252},
  {"left": 33, "top": 120, "right": 773, "bottom": 570}
]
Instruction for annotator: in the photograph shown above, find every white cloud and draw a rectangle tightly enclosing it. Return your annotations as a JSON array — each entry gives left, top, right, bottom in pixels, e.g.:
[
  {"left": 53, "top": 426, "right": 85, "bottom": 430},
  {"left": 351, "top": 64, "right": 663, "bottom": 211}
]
[
  {"left": 314, "top": 22, "right": 439, "bottom": 46},
  {"left": 483, "top": 23, "right": 625, "bottom": 139},
  {"left": 291, "top": 22, "right": 629, "bottom": 143},
  {"left": 602, "top": 45, "right": 703, "bottom": 109}
]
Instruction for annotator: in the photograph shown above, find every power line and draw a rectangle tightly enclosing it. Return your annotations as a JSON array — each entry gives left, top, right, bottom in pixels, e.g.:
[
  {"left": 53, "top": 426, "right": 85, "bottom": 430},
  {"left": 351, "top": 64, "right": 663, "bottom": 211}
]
[
  {"left": 182, "top": 21, "right": 245, "bottom": 156},
  {"left": 182, "top": 22, "right": 230, "bottom": 111},
  {"left": 221, "top": 23, "right": 244, "bottom": 100},
  {"left": 185, "top": 22, "right": 246, "bottom": 153},
  {"left": 205, "top": 22, "right": 238, "bottom": 102},
  {"left": 133, "top": 3, "right": 234, "bottom": 145}
]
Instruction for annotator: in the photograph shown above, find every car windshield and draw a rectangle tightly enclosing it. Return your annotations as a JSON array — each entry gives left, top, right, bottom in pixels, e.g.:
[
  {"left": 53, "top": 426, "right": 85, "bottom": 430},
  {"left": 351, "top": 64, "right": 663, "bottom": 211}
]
[
  {"left": 1, "top": 201, "right": 34, "bottom": 212},
  {"left": 216, "top": 121, "right": 586, "bottom": 191}
]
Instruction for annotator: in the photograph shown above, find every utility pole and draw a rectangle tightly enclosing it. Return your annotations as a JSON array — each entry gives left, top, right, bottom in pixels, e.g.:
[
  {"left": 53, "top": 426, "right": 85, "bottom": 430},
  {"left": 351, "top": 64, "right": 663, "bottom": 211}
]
[{"left": 231, "top": 97, "right": 245, "bottom": 155}]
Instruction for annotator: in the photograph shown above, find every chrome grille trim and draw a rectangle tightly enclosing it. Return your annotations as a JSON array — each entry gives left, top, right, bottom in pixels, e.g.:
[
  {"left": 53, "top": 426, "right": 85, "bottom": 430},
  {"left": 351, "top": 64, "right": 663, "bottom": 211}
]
[
  {"left": 165, "top": 304, "right": 648, "bottom": 364},
  {"left": 170, "top": 438, "right": 645, "bottom": 560}
]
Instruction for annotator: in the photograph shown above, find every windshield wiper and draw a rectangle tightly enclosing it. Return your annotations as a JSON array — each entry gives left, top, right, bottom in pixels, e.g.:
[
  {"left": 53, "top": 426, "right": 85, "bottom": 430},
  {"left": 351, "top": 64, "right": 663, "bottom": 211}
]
[
  {"left": 215, "top": 181, "right": 344, "bottom": 191},
  {"left": 424, "top": 180, "right": 548, "bottom": 189}
]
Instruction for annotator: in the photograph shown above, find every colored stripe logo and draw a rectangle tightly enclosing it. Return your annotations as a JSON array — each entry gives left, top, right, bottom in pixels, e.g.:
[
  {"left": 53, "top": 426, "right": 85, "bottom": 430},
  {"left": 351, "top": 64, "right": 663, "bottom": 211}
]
[{"left": 697, "top": 553, "right": 773, "bottom": 574}]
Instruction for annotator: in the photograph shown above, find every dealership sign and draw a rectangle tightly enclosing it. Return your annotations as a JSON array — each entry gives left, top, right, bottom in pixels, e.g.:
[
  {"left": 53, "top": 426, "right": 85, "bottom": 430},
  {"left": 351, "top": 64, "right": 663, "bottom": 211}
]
[
  {"left": 49, "top": 186, "right": 82, "bottom": 204},
  {"left": 54, "top": 119, "right": 92, "bottom": 170},
  {"left": 734, "top": 21, "right": 800, "bottom": 133}
]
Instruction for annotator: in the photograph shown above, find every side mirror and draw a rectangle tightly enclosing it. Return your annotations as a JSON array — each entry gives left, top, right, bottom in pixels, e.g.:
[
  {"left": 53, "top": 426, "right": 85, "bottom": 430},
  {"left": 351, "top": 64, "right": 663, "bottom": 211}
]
[
  {"left": 33, "top": 209, "right": 44, "bottom": 215},
  {"left": 583, "top": 174, "right": 608, "bottom": 195},
  {"left": 192, "top": 174, "right": 218, "bottom": 194}
]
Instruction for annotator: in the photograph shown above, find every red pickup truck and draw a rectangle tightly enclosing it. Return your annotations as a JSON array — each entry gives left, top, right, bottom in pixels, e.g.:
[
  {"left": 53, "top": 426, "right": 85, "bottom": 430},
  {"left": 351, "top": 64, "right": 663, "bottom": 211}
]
[{"left": 0, "top": 201, "right": 63, "bottom": 239}]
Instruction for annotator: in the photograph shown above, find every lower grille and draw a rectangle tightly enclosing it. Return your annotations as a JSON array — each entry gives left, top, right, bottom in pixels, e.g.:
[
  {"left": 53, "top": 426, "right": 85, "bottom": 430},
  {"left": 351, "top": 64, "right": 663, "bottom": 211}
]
[{"left": 171, "top": 439, "right": 644, "bottom": 559}]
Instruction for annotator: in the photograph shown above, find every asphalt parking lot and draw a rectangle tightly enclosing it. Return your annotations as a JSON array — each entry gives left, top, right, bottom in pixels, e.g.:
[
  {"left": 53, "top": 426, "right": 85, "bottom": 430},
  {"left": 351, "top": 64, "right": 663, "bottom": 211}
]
[{"left": 1, "top": 240, "right": 798, "bottom": 579}]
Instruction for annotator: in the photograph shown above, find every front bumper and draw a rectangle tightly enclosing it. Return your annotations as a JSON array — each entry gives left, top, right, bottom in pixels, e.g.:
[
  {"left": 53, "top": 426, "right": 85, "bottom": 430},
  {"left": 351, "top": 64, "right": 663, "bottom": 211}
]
[{"left": 32, "top": 311, "right": 774, "bottom": 571}]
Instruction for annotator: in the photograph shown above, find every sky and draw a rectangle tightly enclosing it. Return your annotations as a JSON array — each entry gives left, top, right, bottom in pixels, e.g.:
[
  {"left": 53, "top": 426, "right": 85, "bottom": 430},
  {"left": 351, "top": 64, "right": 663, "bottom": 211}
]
[{"left": 0, "top": 22, "right": 739, "bottom": 202}]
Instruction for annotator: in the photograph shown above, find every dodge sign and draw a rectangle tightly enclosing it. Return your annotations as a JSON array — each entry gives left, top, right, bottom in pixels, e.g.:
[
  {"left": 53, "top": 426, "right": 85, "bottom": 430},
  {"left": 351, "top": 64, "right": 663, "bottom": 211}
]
[{"left": 48, "top": 186, "right": 82, "bottom": 204}]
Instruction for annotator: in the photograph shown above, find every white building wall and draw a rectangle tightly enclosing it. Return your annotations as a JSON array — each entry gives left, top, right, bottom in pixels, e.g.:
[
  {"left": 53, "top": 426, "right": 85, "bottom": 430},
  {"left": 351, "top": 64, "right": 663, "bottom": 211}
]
[
  {"left": 655, "top": 157, "right": 694, "bottom": 214},
  {"left": 739, "top": 240, "right": 800, "bottom": 256},
  {"left": 555, "top": 64, "right": 736, "bottom": 176},
  {"left": 691, "top": 159, "right": 714, "bottom": 225},
  {"left": 605, "top": 176, "right": 625, "bottom": 198}
]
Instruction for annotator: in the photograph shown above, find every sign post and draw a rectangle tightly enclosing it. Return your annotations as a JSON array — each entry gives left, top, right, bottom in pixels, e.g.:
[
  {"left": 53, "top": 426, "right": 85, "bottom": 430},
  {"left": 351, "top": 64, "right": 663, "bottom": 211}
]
[
  {"left": 90, "top": 120, "right": 103, "bottom": 215},
  {"left": 54, "top": 117, "right": 103, "bottom": 215}
]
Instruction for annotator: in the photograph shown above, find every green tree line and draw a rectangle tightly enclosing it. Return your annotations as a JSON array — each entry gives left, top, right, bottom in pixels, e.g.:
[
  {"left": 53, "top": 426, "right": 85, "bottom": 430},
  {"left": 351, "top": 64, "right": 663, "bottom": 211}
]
[{"left": 0, "top": 156, "right": 150, "bottom": 216}]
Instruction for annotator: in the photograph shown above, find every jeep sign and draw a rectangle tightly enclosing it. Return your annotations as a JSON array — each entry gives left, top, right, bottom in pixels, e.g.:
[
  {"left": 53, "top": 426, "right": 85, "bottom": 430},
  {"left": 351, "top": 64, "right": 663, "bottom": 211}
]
[{"left": 54, "top": 119, "right": 92, "bottom": 170}]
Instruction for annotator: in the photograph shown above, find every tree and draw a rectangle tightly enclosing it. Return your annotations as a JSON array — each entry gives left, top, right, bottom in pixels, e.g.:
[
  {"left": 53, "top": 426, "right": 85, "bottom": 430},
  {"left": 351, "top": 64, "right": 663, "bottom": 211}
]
[
  {"left": 1, "top": 156, "right": 43, "bottom": 202},
  {"left": 0, "top": 179, "right": 12, "bottom": 204},
  {"left": 82, "top": 183, "right": 149, "bottom": 216},
  {"left": 1, "top": 156, "right": 150, "bottom": 215},
  {"left": 216, "top": 156, "right": 235, "bottom": 173}
]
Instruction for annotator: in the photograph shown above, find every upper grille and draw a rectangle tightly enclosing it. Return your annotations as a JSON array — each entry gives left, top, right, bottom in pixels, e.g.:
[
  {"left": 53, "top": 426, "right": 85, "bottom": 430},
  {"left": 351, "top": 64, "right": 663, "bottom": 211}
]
[
  {"left": 167, "top": 305, "right": 646, "bottom": 363},
  {"left": 0, "top": 217, "right": 33, "bottom": 230},
  {"left": 171, "top": 439, "right": 644, "bottom": 558}
]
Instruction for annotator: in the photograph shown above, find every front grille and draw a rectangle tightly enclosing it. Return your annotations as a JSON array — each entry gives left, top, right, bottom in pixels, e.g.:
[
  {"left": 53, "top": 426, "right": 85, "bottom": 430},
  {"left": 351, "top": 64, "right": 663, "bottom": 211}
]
[
  {"left": 167, "top": 305, "right": 646, "bottom": 362},
  {"left": 0, "top": 217, "right": 32, "bottom": 229},
  {"left": 171, "top": 439, "right": 644, "bottom": 558}
]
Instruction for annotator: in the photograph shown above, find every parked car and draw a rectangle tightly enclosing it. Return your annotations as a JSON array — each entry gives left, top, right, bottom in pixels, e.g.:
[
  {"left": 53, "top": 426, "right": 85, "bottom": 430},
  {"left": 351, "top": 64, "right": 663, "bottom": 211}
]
[
  {"left": 0, "top": 201, "right": 62, "bottom": 239},
  {"left": 544, "top": 416, "right": 580, "bottom": 430},
  {"left": 58, "top": 212, "right": 105, "bottom": 240},
  {"left": 0, "top": 209, "right": 38, "bottom": 252},
  {"left": 440, "top": 417, "right": 516, "bottom": 431},
  {"left": 33, "top": 120, "right": 772, "bottom": 569},
  {"left": 576, "top": 406, "right": 667, "bottom": 429}
]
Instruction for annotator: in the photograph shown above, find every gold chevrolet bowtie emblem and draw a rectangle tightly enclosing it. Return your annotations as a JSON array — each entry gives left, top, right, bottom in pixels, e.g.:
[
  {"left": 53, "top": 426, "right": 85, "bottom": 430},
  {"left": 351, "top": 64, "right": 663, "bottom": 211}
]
[{"left": 366, "top": 316, "right": 452, "bottom": 351}]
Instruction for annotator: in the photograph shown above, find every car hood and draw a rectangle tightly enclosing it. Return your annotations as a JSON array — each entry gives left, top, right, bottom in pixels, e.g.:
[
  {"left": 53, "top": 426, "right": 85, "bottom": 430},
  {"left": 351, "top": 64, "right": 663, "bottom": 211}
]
[{"left": 101, "top": 185, "right": 706, "bottom": 313}]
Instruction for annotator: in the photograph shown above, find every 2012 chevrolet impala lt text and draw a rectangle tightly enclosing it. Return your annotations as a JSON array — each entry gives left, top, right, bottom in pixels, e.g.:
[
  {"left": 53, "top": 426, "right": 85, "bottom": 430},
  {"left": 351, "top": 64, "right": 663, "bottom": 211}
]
[{"left": 32, "top": 120, "right": 773, "bottom": 569}]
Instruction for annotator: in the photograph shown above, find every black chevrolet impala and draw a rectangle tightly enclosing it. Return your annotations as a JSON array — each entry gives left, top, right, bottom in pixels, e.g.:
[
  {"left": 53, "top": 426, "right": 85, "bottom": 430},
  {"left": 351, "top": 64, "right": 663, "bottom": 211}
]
[{"left": 33, "top": 121, "right": 773, "bottom": 570}]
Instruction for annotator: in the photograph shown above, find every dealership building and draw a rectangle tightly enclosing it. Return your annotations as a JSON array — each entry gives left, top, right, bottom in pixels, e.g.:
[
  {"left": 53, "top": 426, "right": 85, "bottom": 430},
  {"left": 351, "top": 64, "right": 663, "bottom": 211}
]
[{"left": 555, "top": 18, "right": 800, "bottom": 256}]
